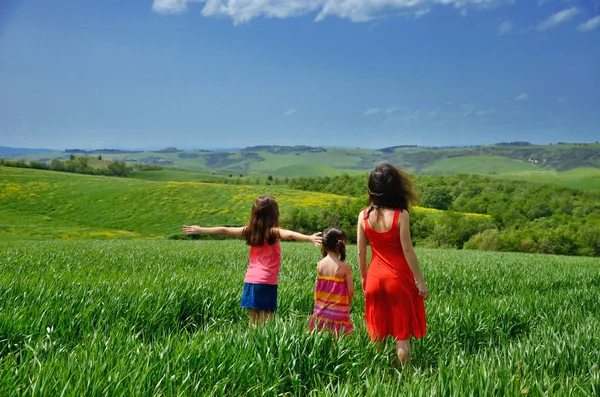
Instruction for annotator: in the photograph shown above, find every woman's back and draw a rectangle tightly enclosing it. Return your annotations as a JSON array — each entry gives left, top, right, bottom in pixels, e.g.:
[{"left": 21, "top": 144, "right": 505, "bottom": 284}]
[{"left": 363, "top": 208, "right": 411, "bottom": 281}]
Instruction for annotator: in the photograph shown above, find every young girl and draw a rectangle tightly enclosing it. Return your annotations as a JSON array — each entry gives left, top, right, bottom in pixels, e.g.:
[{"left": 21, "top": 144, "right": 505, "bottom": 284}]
[
  {"left": 357, "top": 163, "right": 428, "bottom": 365},
  {"left": 309, "top": 228, "right": 354, "bottom": 336},
  {"left": 182, "top": 195, "right": 322, "bottom": 327}
]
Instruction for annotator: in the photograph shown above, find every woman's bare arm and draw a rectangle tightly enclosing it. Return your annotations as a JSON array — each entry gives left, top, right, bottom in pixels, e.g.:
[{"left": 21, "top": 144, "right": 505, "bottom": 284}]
[
  {"left": 357, "top": 212, "right": 368, "bottom": 293},
  {"left": 398, "top": 211, "right": 429, "bottom": 299}
]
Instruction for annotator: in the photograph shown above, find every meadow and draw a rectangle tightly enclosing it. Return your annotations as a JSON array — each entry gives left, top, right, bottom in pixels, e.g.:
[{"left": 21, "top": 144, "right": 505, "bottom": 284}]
[
  {"left": 0, "top": 240, "right": 599, "bottom": 396},
  {"left": 0, "top": 167, "right": 481, "bottom": 241},
  {"left": 0, "top": 167, "right": 345, "bottom": 239}
]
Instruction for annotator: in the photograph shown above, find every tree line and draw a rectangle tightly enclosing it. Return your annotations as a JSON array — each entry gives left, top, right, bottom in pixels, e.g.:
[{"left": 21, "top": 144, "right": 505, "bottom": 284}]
[
  {"left": 287, "top": 174, "right": 600, "bottom": 257},
  {"left": 0, "top": 156, "right": 134, "bottom": 176}
]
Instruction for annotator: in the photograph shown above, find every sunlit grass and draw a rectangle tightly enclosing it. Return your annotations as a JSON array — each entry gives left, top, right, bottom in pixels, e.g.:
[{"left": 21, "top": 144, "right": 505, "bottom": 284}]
[{"left": 0, "top": 239, "right": 598, "bottom": 395}]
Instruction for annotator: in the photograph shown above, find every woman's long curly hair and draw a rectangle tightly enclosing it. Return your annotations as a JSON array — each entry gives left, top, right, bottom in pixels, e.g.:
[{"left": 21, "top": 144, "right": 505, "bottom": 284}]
[
  {"left": 242, "top": 195, "right": 280, "bottom": 246},
  {"left": 366, "top": 163, "right": 419, "bottom": 218}
]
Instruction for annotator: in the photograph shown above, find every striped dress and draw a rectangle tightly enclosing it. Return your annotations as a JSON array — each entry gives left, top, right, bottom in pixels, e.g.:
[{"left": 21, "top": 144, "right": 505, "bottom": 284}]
[{"left": 309, "top": 272, "right": 354, "bottom": 336}]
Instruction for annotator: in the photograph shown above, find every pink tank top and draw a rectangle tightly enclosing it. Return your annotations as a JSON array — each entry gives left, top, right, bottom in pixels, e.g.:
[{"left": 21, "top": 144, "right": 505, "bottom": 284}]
[{"left": 244, "top": 240, "right": 282, "bottom": 285}]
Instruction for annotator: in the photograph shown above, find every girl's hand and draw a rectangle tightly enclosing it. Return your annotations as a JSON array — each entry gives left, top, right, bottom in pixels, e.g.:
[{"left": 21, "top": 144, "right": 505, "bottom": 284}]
[
  {"left": 361, "top": 277, "right": 367, "bottom": 294},
  {"left": 417, "top": 282, "right": 429, "bottom": 300},
  {"left": 182, "top": 225, "right": 201, "bottom": 234},
  {"left": 310, "top": 232, "right": 323, "bottom": 248}
]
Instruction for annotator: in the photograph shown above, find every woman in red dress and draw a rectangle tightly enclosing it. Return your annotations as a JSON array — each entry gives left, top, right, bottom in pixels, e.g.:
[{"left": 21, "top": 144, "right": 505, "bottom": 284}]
[{"left": 357, "top": 163, "right": 429, "bottom": 365}]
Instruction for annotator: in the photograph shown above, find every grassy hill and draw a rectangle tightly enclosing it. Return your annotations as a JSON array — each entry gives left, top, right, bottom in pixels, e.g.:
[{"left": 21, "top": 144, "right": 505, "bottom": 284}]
[
  {"left": 494, "top": 167, "right": 600, "bottom": 191},
  {"left": 0, "top": 166, "right": 488, "bottom": 240},
  {"left": 421, "top": 155, "right": 541, "bottom": 174},
  {"left": 0, "top": 167, "right": 347, "bottom": 240}
]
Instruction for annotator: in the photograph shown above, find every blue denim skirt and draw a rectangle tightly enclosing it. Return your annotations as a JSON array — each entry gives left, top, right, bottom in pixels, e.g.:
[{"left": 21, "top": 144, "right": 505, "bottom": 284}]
[{"left": 240, "top": 283, "right": 278, "bottom": 312}]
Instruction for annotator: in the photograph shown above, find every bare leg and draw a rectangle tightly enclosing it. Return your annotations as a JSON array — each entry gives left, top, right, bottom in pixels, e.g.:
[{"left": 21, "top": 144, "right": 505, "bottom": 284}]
[
  {"left": 263, "top": 311, "right": 274, "bottom": 323},
  {"left": 248, "top": 309, "right": 259, "bottom": 327},
  {"left": 248, "top": 310, "right": 274, "bottom": 327},
  {"left": 257, "top": 310, "right": 274, "bottom": 326},
  {"left": 395, "top": 339, "right": 411, "bottom": 366}
]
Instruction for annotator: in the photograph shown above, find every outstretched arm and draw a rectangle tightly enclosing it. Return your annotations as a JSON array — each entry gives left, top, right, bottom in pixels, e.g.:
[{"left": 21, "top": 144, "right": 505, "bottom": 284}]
[
  {"left": 181, "top": 225, "right": 244, "bottom": 237},
  {"left": 357, "top": 212, "right": 368, "bottom": 293},
  {"left": 398, "top": 211, "right": 429, "bottom": 299},
  {"left": 276, "top": 228, "right": 322, "bottom": 247}
]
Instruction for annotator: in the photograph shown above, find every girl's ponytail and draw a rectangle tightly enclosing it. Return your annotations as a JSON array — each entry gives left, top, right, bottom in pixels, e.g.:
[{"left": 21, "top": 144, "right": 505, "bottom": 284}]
[
  {"left": 322, "top": 228, "right": 347, "bottom": 261},
  {"left": 337, "top": 238, "right": 346, "bottom": 261}
]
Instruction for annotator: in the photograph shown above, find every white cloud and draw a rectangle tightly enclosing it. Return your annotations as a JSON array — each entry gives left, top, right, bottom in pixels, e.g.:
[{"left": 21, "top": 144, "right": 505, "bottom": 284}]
[
  {"left": 577, "top": 16, "right": 600, "bottom": 32},
  {"left": 557, "top": 95, "right": 571, "bottom": 102},
  {"left": 364, "top": 106, "right": 401, "bottom": 116},
  {"left": 457, "top": 103, "right": 494, "bottom": 117},
  {"left": 414, "top": 8, "right": 431, "bottom": 19},
  {"left": 152, "top": 0, "right": 516, "bottom": 23},
  {"left": 363, "top": 108, "right": 382, "bottom": 116},
  {"left": 284, "top": 108, "right": 297, "bottom": 115},
  {"left": 537, "top": 7, "right": 581, "bottom": 31},
  {"left": 153, "top": 0, "right": 189, "bottom": 14},
  {"left": 497, "top": 20, "right": 513, "bottom": 35},
  {"left": 515, "top": 93, "right": 529, "bottom": 101}
]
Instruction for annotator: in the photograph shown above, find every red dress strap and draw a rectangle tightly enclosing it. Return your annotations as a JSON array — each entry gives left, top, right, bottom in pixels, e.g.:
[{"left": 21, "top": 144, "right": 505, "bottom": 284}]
[{"left": 392, "top": 209, "right": 401, "bottom": 228}]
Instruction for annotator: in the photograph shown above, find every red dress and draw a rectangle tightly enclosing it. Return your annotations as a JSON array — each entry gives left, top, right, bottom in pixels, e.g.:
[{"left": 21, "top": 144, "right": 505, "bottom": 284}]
[{"left": 363, "top": 209, "right": 426, "bottom": 341}]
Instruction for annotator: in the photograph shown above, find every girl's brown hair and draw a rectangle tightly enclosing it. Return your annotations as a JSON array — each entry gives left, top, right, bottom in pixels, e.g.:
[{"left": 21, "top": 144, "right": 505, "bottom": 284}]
[
  {"left": 367, "top": 163, "right": 419, "bottom": 218},
  {"left": 321, "top": 228, "right": 347, "bottom": 261},
  {"left": 242, "top": 195, "right": 280, "bottom": 246}
]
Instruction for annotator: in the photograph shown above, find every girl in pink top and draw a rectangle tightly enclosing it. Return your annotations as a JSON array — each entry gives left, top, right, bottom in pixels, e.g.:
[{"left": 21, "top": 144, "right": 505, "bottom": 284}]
[{"left": 183, "top": 195, "right": 322, "bottom": 326}]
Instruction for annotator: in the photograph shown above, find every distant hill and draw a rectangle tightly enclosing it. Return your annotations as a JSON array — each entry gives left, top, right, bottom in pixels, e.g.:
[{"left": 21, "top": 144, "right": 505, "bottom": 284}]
[
  {"left": 2, "top": 143, "right": 599, "bottom": 189},
  {"left": 0, "top": 146, "right": 55, "bottom": 156}
]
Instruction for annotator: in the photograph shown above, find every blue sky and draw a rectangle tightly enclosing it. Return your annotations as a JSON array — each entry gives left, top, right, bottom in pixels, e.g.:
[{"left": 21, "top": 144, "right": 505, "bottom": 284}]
[{"left": 0, "top": 0, "right": 598, "bottom": 150}]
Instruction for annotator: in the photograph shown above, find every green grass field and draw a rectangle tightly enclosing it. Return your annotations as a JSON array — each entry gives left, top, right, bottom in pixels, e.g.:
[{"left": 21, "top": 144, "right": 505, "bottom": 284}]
[
  {"left": 421, "top": 155, "right": 543, "bottom": 174},
  {"left": 267, "top": 164, "right": 367, "bottom": 178},
  {"left": 496, "top": 168, "right": 600, "bottom": 191},
  {"left": 0, "top": 239, "right": 598, "bottom": 395},
  {"left": 128, "top": 169, "right": 233, "bottom": 183},
  {"left": 0, "top": 167, "right": 488, "bottom": 240},
  {"left": 0, "top": 167, "right": 347, "bottom": 239},
  {"left": 422, "top": 157, "right": 600, "bottom": 191}
]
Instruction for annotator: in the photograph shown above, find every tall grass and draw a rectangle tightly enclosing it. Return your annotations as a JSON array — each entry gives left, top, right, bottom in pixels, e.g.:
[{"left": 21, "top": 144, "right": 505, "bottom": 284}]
[{"left": 0, "top": 240, "right": 598, "bottom": 395}]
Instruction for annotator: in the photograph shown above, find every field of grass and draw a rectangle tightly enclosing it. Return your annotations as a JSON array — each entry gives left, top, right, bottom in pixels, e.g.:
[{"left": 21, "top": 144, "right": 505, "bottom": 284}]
[
  {"left": 0, "top": 167, "right": 490, "bottom": 240},
  {"left": 128, "top": 166, "right": 365, "bottom": 182},
  {"left": 0, "top": 239, "right": 598, "bottom": 395},
  {"left": 422, "top": 156, "right": 543, "bottom": 174},
  {"left": 422, "top": 157, "right": 600, "bottom": 191},
  {"left": 269, "top": 164, "right": 367, "bottom": 178},
  {"left": 0, "top": 167, "right": 347, "bottom": 239},
  {"left": 128, "top": 169, "right": 232, "bottom": 183},
  {"left": 496, "top": 168, "right": 600, "bottom": 191}
]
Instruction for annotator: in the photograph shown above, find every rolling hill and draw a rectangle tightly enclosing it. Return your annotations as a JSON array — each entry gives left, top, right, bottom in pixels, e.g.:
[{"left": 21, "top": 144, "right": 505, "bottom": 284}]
[
  {"left": 0, "top": 166, "right": 486, "bottom": 240},
  {"left": 2, "top": 142, "right": 599, "bottom": 190}
]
